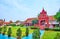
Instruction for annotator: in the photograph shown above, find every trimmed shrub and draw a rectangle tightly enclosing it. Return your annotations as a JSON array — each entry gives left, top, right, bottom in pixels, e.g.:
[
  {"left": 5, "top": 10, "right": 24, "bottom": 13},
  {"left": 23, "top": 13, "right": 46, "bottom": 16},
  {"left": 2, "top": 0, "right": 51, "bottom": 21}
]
[
  {"left": 45, "top": 28, "right": 60, "bottom": 31},
  {"left": 26, "top": 27, "right": 29, "bottom": 36},
  {"left": 30, "top": 26, "right": 38, "bottom": 29},
  {"left": 0, "top": 27, "right": 2, "bottom": 34},
  {"left": 32, "top": 28, "right": 40, "bottom": 39},
  {"left": 7, "top": 27, "right": 12, "bottom": 37},
  {"left": 7, "top": 23, "right": 16, "bottom": 26},
  {"left": 2, "top": 26, "right": 7, "bottom": 35},
  {"left": 20, "top": 24, "right": 24, "bottom": 27},
  {"left": 16, "top": 28, "right": 22, "bottom": 39}
]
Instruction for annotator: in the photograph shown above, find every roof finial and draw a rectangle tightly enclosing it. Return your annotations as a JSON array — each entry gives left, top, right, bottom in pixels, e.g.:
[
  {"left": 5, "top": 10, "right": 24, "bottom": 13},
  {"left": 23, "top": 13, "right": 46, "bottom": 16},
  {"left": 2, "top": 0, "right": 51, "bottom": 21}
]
[{"left": 42, "top": 8, "right": 45, "bottom": 12}]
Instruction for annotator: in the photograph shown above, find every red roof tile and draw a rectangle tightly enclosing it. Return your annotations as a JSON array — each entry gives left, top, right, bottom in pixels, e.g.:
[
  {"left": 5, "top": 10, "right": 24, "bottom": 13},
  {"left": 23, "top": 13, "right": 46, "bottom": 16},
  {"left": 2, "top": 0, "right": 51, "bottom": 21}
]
[
  {"left": 49, "top": 16, "right": 55, "bottom": 21},
  {"left": 25, "top": 18, "right": 37, "bottom": 23},
  {"left": 4, "top": 22, "right": 10, "bottom": 24}
]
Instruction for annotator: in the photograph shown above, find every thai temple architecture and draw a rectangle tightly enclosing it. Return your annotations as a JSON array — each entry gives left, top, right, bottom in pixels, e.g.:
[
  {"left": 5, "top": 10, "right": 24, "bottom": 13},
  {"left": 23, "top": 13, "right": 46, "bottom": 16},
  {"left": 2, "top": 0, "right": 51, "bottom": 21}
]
[
  {"left": 24, "top": 8, "right": 59, "bottom": 30},
  {"left": 0, "top": 19, "right": 11, "bottom": 26},
  {"left": 38, "top": 8, "right": 49, "bottom": 29}
]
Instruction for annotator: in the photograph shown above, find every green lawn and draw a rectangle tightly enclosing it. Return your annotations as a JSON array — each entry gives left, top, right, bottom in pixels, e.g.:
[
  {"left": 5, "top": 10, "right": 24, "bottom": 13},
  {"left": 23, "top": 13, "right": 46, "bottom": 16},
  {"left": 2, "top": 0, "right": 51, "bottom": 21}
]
[
  {"left": 1, "top": 26, "right": 34, "bottom": 38},
  {"left": 41, "top": 30, "right": 60, "bottom": 39}
]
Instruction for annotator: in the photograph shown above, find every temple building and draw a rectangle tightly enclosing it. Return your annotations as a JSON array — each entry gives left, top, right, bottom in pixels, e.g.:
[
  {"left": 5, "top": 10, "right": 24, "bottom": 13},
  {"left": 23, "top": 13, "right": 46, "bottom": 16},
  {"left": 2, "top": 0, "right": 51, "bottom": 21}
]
[{"left": 24, "top": 8, "right": 59, "bottom": 29}]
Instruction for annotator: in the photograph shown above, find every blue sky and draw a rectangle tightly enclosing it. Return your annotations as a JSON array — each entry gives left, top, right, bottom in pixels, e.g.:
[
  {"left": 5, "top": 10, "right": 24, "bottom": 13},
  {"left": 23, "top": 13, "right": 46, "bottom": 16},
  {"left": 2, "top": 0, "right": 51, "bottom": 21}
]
[{"left": 0, "top": 0, "right": 60, "bottom": 22}]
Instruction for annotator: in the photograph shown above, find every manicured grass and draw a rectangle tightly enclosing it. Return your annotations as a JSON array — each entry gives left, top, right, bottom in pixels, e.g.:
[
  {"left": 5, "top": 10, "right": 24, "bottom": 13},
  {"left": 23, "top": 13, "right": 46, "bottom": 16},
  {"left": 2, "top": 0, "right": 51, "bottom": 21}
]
[
  {"left": 1, "top": 26, "right": 34, "bottom": 38},
  {"left": 41, "top": 30, "right": 60, "bottom": 39}
]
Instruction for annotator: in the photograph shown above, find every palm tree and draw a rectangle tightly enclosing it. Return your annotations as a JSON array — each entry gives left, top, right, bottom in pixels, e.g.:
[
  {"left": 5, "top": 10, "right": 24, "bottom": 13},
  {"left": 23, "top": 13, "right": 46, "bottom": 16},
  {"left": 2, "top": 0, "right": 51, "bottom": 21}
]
[
  {"left": 7, "top": 27, "right": 12, "bottom": 37},
  {"left": 16, "top": 28, "right": 22, "bottom": 39}
]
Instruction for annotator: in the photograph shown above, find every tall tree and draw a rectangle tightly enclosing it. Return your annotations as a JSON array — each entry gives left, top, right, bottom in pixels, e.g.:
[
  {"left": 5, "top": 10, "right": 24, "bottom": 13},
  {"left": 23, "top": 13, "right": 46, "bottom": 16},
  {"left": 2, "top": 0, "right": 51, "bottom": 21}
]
[
  {"left": 2, "top": 26, "right": 7, "bottom": 35},
  {"left": 16, "top": 28, "right": 22, "bottom": 39},
  {"left": 26, "top": 27, "right": 29, "bottom": 36},
  {"left": 7, "top": 27, "right": 12, "bottom": 37},
  {"left": 32, "top": 28, "right": 40, "bottom": 39},
  {"left": 54, "top": 9, "right": 60, "bottom": 27}
]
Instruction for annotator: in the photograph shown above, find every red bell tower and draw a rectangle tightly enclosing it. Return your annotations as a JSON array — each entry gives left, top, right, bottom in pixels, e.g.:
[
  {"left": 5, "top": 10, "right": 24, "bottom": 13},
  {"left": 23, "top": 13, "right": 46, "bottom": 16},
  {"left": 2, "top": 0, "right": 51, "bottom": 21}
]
[{"left": 38, "top": 8, "right": 49, "bottom": 29}]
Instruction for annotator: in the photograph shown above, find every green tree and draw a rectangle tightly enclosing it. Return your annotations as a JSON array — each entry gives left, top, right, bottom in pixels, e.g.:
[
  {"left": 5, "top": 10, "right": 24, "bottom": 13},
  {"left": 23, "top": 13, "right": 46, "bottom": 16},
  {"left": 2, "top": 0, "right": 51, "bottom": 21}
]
[
  {"left": 2, "top": 26, "right": 7, "bottom": 35},
  {"left": 0, "top": 27, "right": 2, "bottom": 34},
  {"left": 26, "top": 27, "right": 29, "bottom": 36},
  {"left": 54, "top": 9, "right": 60, "bottom": 27},
  {"left": 7, "top": 27, "right": 12, "bottom": 37},
  {"left": 16, "top": 28, "right": 22, "bottom": 39},
  {"left": 32, "top": 19, "right": 38, "bottom": 25},
  {"left": 15, "top": 20, "right": 20, "bottom": 23},
  {"left": 32, "top": 28, "right": 40, "bottom": 39}
]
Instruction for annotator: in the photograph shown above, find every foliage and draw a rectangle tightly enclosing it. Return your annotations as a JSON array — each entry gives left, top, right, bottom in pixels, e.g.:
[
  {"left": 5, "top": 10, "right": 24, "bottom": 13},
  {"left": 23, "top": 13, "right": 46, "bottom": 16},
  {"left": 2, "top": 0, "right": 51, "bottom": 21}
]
[
  {"left": 3, "top": 26, "right": 7, "bottom": 35},
  {"left": 20, "top": 24, "right": 24, "bottom": 27},
  {"left": 0, "top": 27, "right": 2, "bottom": 34},
  {"left": 30, "top": 26, "right": 38, "bottom": 29},
  {"left": 16, "top": 28, "right": 22, "bottom": 39},
  {"left": 1, "top": 26, "right": 34, "bottom": 38},
  {"left": 7, "top": 23, "right": 16, "bottom": 26},
  {"left": 9, "top": 20, "right": 13, "bottom": 23},
  {"left": 54, "top": 12, "right": 60, "bottom": 21},
  {"left": 32, "top": 28, "right": 40, "bottom": 39},
  {"left": 7, "top": 27, "right": 12, "bottom": 37},
  {"left": 26, "top": 27, "right": 29, "bottom": 36},
  {"left": 32, "top": 19, "right": 38, "bottom": 25},
  {"left": 45, "top": 28, "right": 60, "bottom": 31},
  {"left": 15, "top": 20, "right": 20, "bottom": 23},
  {"left": 54, "top": 10, "right": 60, "bottom": 26},
  {"left": 54, "top": 33, "right": 60, "bottom": 39}
]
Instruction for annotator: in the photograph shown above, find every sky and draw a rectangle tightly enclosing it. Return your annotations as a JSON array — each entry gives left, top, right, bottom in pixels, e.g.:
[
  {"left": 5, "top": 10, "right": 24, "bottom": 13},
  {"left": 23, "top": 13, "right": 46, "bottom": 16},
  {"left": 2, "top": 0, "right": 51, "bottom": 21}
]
[{"left": 0, "top": 0, "right": 60, "bottom": 22}]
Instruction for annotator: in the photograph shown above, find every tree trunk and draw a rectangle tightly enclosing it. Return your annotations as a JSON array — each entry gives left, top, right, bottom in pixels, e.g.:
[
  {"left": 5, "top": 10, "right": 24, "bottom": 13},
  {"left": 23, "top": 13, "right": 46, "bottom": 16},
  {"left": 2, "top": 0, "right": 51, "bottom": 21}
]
[
  {"left": 17, "top": 36, "right": 21, "bottom": 39},
  {"left": 2, "top": 32, "right": 5, "bottom": 35},
  {"left": 8, "top": 34, "right": 11, "bottom": 37}
]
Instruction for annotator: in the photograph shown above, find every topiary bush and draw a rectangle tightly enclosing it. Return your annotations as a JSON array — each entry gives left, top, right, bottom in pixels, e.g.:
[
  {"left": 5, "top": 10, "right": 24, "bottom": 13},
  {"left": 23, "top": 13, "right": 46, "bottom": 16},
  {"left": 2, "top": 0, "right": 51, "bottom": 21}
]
[
  {"left": 7, "top": 23, "right": 16, "bottom": 26},
  {"left": 2, "top": 26, "right": 7, "bottom": 35},
  {"left": 45, "top": 28, "right": 60, "bottom": 31},
  {"left": 7, "top": 27, "right": 12, "bottom": 37},
  {"left": 32, "top": 28, "right": 40, "bottom": 39},
  {"left": 26, "top": 27, "right": 29, "bottom": 36},
  {"left": 16, "top": 28, "right": 22, "bottom": 39},
  {"left": 0, "top": 27, "right": 2, "bottom": 34}
]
